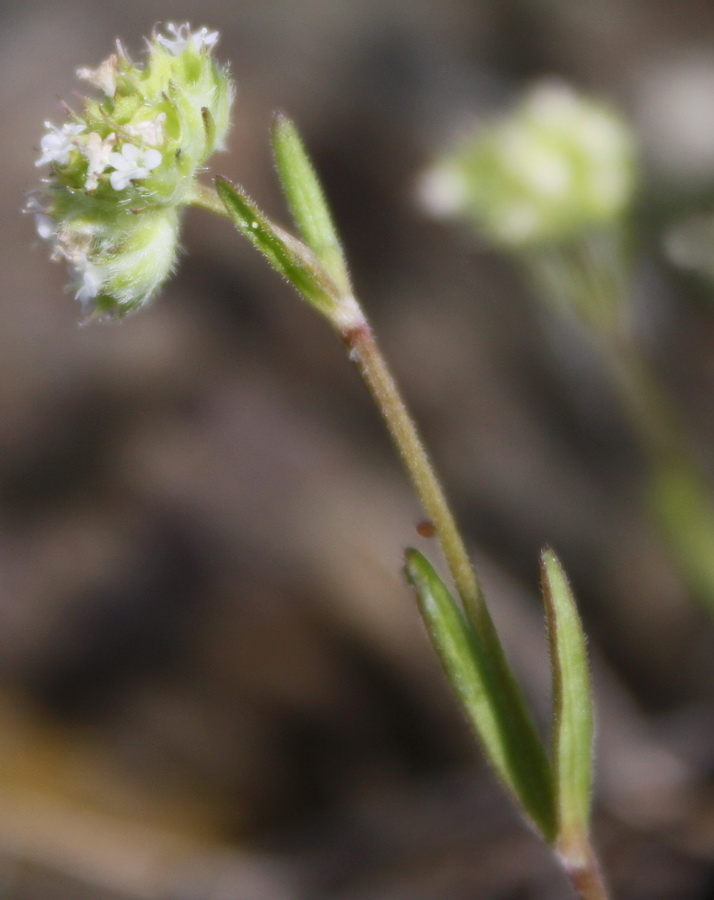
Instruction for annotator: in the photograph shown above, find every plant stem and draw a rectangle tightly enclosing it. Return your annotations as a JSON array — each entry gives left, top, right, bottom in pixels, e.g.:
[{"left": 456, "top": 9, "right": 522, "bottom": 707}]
[
  {"left": 341, "top": 318, "right": 486, "bottom": 625},
  {"left": 340, "top": 313, "right": 611, "bottom": 893},
  {"left": 186, "top": 181, "right": 231, "bottom": 217},
  {"left": 560, "top": 836, "right": 611, "bottom": 900},
  {"left": 191, "top": 177, "right": 485, "bottom": 618},
  {"left": 204, "top": 174, "right": 610, "bottom": 875},
  {"left": 530, "top": 239, "right": 714, "bottom": 618},
  {"left": 342, "top": 315, "right": 558, "bottom": 843}
]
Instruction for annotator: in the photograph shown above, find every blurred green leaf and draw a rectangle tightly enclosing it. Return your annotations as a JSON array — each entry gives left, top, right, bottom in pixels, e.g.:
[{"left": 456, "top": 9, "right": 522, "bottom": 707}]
[
  {"left": 540, "top": 548, "right": 594, "bottom": 844},
  {"left": 649, "top": 462, "right": 714, "bottom": 617},
  {"left": 215, "top": 176, "right": 340, "bottom": 317},
  {"left": 272, "top": 113, "right": 351, "bottom": 297},
  {"left": 405, "top": 549, "right": 556, "bottom": 841}
]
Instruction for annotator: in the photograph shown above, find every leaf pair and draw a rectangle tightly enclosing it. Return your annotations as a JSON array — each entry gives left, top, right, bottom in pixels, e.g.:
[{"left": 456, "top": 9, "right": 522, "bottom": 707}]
[
  {"left": 215, "top": 114, "right": 353, "bottom": 327},
  {"left": 405, "top": 548, "right": 593, "bottom": 852},
  {"left": 215, "top": 115, "right": 596, "bottom": 861}
]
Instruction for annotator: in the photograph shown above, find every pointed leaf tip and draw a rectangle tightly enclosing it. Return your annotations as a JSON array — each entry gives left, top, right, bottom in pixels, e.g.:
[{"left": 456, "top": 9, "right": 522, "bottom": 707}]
[
  {"left": 271, "top": 114, "right": 351, "bottom": 295},
  {"left": 540, "top": 548, "right": 594, "bottom": 848},
  {"left": 405, "top": 549, "right": 555, "bottom": 841}
]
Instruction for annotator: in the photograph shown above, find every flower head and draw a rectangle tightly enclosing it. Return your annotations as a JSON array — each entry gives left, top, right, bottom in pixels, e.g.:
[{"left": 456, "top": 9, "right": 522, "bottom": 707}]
[
  {"left": 31, "top": 23, "right": 234, "bottom": 318},
  {"left": 419, "top": 82, "right": 636, "bottom": 249},
  {"left": 156, "top": 22, "right": 219, "bottom": 56}
]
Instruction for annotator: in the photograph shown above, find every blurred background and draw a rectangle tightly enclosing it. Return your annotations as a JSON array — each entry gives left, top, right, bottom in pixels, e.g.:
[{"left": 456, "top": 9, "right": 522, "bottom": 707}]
[{"left": 4, "top": 0, "right": 714, "bottom": 897}]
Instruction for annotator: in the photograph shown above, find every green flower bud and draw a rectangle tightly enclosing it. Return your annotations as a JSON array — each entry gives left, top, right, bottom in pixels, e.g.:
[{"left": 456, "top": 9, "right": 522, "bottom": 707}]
[
  {"left": 31, "top": 23, "right": 234, "bottom": 318},
  {"left": 420, "top": 82, "right": 636, "bottom": 249}
]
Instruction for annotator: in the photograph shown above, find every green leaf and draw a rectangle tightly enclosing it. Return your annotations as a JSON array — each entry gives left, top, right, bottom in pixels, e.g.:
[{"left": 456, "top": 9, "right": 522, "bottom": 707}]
[
  {"left": 540, "top": 548, "right": 594, "bottom": 845},
  {"left": 405, "top": 549, "right": 556, "bottom": 841},
  {"left": 214, "top": 176, "right": 341, "bottom": 318},
  {"left": 271, "top": 113, "right": 351, "bottom": 297}
]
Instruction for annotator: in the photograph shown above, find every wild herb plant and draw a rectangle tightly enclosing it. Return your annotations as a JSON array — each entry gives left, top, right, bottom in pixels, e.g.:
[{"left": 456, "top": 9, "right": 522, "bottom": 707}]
[
  {"left": 421, "top": 82, "right": 714, "bottom": 619},
  {"left": 31, "top": 25, "right": 610, "bottom": 899}
]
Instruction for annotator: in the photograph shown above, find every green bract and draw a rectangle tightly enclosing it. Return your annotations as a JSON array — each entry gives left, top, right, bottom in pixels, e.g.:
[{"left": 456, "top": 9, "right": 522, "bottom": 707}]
[
  {"left": 421, "top": 82, "right": 635, "bottom": 249},
  {"left": 32, "top": 22, "right": 234, "bottom": 318}
]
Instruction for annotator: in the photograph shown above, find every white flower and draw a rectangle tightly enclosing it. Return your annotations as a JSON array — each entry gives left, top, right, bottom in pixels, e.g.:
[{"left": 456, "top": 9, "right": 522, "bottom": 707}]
[
  {"left": 82, "top": 131, "right": 117, "bottom": 190},
  {"left": 35, "top": 122, "right": 86, "bottom": 167},
  {"left": 156, "top": 22, "right": 219, "bottom": 56},
  {"left": 25, "top": 196, "right": 55, "bottom": 240},
  {"left": 124, "top": 113, "right": 166, "bottom": 147},
  {"left": 193, "top": 25, "right": 220, "bottom": 52},
  {"left": 52, "top": 228, "right": 90, "bottom": 267},
  {"left": 35, "top": 214, "right": 56, "bottom": 240},
  {"left": 107, "top": 143, "right": 162, "bottom": 191},
  {"left": 77, "top": 54, "right": 119, "bottom": 98},
  {"left": 49, "top": 227, "right": 105, "bottom": 304},
  {"left": 74, "top": 263, "right": 104, "bottom": 304}
]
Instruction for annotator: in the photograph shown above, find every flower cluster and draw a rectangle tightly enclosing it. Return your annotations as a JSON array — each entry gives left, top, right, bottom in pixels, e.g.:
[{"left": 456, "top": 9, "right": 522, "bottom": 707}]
[
  {"left": 419, "top": 82, "right": 636, "bottom": 249},
  {"left": 31, "top": 23, "right": 233, "bottom": 318}
]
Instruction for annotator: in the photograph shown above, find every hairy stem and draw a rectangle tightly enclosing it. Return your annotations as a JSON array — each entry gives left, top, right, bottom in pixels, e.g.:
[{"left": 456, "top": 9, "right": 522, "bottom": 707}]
[
  {"left": 342, "top": 319, "right": 486, "bottom": 624},
  {"left": 186, "top": 181, "right": 231, "bottom": 217},
  {"left": 342, "top": 316, "right": 557, "bottom": 842}
]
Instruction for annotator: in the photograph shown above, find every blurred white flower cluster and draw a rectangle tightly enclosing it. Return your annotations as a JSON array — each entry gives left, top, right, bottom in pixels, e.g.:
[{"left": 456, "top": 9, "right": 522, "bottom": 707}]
[{"left": 420, "top": 82, "right": 636, "bottom": 249}]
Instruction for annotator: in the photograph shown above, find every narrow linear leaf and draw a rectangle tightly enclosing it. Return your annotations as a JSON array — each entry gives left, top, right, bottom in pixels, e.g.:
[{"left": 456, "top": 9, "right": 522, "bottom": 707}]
[
  {"left": 271, "top": 113, "right": 351, "bottom": 296},
  {"left": 405, "top": 549, "right": 555, "bottom": 841},
  {"left": 540, "top": 548, "right": 594, "bottom": 845},
  {"left": 214, "top": 176, "right": 340, "bottom": 317}
]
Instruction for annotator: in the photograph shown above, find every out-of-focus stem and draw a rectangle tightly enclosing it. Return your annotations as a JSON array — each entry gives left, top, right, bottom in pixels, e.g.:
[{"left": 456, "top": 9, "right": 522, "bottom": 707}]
[{"left": 531, "top": 238, "right": 714, "bottom": 617}]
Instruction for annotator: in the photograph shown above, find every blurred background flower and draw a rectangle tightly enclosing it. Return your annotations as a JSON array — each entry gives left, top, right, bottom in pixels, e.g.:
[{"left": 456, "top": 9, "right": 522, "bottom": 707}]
[
  {"left": 419, "top": 81, "right": 636, "bottom": 248},
  {"left": 4, "top": 2, "right": 714, "bottom": 898}
]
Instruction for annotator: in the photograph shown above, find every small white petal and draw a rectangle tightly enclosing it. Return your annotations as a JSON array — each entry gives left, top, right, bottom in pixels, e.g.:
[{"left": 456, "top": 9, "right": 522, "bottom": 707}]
[
  {"left": 109, "top": 170, "right": 132, "bottom": 191},
  {"left": 82, "top": 132, "right": 116, "bottom": 190},
  {"left": 107, "top": 142, "right": 162, "bottom": 190},
  {"left": 35, "top": 214, "right": 56, "bottom": 240},
  {"left": 120, "top": 143, "right": 139, "bottom": 164},
  {"left": 75, "top": 265, "right": 104, "bottom": 303},
  {"left": 124, "top": 113, "right": 166, "bottom": 147},
  {"left": 156, "top": 22, "right": 219, "bottom": 55},
  {"left": 35, "top": 122, "right": 86, "bottom": 167},
  {"left": 193, "top": 27, "right": 219, "bottom": 50},
  {"left": 108, "top": 151, "right": 126, "bottom": 170},
  {"left": 156, "top": 22, "right": 188, "bottom": 55},
  {"left": 77, "top": 54, "right": 118, "bottom": 97},
  {"left": 143, "top": 149, "right": 162, "bottom": 171}
]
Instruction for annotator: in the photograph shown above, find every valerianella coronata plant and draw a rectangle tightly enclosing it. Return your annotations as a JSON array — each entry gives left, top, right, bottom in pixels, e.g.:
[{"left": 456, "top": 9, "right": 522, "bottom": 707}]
[
  {"left": 30, "top": 23, "right": 233, "bottom": 318},
  {"left": 31, "top": 28, "right": 612, "bottom": 898}
]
